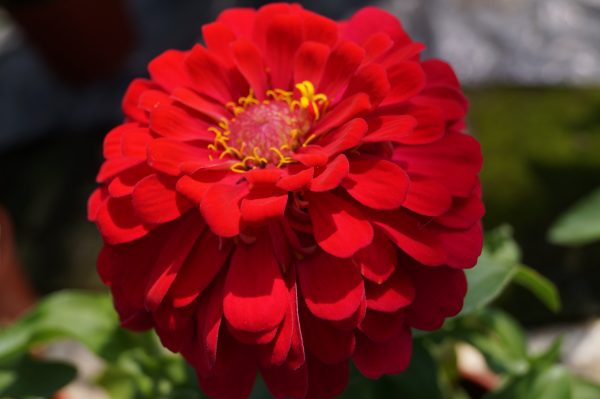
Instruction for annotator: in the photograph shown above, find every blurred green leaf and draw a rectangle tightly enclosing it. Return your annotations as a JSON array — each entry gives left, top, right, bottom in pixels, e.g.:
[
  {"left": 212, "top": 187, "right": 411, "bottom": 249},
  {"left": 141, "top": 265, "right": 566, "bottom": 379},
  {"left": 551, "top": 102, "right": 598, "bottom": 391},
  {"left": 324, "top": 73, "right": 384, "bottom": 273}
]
[
  {"left": 548, "top": 186, "right": 600, "bottom": 246},
  {"left": 455, "top": 310, "right": 529, "bottom": 375},
  {"left": 513, "top": 265, "right": 561, "bottom": 312},
  {"left": 0, "top": 355, "right": 77, "bottom": 398},
  {"left": 485, "top": 366, "right": 572, "bottom": 399},
  {"left": 571, "top": 377, "right": 600, "bottom": 399},
  {"left": 461, "top": 226, "right": 520, "bottom": 315},
  {"left": 0, "top": 290, "right": 118, "bottom": 362}
]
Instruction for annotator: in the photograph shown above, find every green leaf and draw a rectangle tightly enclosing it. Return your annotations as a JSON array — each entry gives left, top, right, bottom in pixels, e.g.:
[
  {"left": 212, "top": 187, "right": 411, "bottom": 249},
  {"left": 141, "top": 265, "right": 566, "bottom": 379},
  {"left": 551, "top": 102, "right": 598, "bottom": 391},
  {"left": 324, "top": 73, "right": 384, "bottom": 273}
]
[
  {"left": 461, "top": 226, "right": 521, "bottom": 315},
  {"left": 486, "top": 366, "right": 572, "bottom": 399},
  {"left": 0, "top": 290, "right": 118, "bottom": 361},
  {"left": 571, "top": 377, "right": 600, "bottom": 399},
  {"left": 513, "top": 265, "right": 561, "bottom": 312},
  {"left": 548, "top": 186, "right": 600, "bottom": 246},
  {"left": 0, "top": 355, "right": 77, "bottom": 398},
  {"left": 455, "top": 310, "right": 529, "bottom": 375}
]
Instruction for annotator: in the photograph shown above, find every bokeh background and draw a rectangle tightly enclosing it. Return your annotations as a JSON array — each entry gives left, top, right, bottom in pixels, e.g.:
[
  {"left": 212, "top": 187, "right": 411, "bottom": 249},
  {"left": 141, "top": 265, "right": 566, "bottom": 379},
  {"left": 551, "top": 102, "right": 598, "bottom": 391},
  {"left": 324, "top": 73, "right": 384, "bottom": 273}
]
[{"left": 0, "top": 0, "right": 599, "bottom": 397}]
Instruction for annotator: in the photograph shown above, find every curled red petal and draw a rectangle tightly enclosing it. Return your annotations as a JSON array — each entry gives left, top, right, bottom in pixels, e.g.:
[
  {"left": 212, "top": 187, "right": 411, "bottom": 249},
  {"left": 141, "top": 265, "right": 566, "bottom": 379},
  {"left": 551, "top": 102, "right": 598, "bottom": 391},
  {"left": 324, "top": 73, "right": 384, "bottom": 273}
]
[
  {"left": 342, "top": 158, "right": 409, "bottom": 210},
  {"left": 200, "top": 183, "right": 248, "bottom": 237},
  {"left": 307, "top": 191, "right": 373, "bottom": 258},
  {"left": 353, "top": 327, "right": 412, "bottom": 379},
  {"left": 223, "top": 235, "right": 289, "bottom": 332},
  {"left": 298, "top": 251, "right": 364, "bottom": 321}
]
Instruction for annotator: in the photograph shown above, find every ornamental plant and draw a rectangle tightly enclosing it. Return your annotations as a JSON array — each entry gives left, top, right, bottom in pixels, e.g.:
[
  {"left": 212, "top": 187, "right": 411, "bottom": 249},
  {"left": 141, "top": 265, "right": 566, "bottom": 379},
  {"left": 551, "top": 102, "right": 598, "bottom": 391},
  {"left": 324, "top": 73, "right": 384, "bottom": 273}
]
[{"left": 88, "top": 4, "right": 484, "bottom": 398}]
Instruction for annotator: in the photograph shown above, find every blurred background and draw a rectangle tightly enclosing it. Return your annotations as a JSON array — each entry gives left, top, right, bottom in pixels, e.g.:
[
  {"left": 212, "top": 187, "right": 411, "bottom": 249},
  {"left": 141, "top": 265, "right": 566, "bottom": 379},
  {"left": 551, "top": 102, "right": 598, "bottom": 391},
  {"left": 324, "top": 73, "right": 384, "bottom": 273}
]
[{"left": 0, "top": 0, "right": 599, "bottom": 398}]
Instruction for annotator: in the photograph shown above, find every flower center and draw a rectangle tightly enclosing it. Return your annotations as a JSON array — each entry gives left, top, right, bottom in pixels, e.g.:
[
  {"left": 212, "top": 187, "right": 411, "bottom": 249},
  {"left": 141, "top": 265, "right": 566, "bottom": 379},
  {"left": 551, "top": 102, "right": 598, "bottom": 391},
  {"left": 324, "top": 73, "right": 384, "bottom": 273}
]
[{"left": 208, "top": 81, "right": 328, "bottom": 173}]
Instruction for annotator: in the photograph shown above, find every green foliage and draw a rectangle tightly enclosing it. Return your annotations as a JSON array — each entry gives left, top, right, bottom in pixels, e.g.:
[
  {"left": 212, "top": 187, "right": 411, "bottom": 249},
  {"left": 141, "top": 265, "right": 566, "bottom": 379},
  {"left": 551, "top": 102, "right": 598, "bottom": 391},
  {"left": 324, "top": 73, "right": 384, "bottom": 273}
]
[
  {"left": 461, "top": 226, "right": 561, "bottom": 315},
  {"left": 0, "top": 355, "right": 77, "bottom": 398},
  {"left": 548, "top": 186, "right": 600, "bottom": 246}
]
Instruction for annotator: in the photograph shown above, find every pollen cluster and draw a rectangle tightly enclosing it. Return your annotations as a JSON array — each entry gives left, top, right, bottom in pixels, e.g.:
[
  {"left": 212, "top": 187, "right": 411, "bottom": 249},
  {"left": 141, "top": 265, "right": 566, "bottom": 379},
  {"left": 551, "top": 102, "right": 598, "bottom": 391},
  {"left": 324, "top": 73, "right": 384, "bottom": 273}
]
[{"left": 208, "top": 81, "right": 328, "bottom": 173}]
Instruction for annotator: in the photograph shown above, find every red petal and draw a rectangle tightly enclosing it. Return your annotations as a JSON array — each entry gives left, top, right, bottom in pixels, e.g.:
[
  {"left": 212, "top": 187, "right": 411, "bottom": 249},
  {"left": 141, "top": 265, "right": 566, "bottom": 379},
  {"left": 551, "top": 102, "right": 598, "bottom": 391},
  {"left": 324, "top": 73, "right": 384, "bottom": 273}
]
[
  {"left": 341, "top": 6, "right": 410, "bottom": 45},
  {"left": 138, "top": 89, "right": 172, "bottom": 114},
  {"left": 264, "top": 14, "right": 304, "bottom": 89},
  {"left": 223, "top": 235, "right": 289, "bottom": 332},
  {"left": 169, "top": 231, "right": 233, "bottom": 308},
  {"left": 202, "top": 22, "right": 236, "bottom": 67},
  {"left": 342, "top": 158, "right": 409, "bottom": 210},
  {"left": 261, "top": 364, "right": 308, "bottom": 399},
  {"left": 435, "top": 222, "right": 484, "bottom": 269},
  {"left": 96, "top": 197, "right": 154, "bottom": 245},
  {"left": 292, "top": 146, "right": 329, "bottom": 167},
  {"left": 244, "top": 168, "right": 284, "bottom": 185},
  {"left": 144, "top": 212, "right": 205, "bottom": 310},
  {"left": 150, "top": 105, "right": 213, "bottom": 142},
  {"left": 171, "top": 87, "right": 228, "bottom": 121},
  {"left": 301, "top": 305, "right": 356, "bottom": 364},
  {"left": 200, "top": 183, "right": 248, "bottom": 237},
  {"left": 153, "top": 303, "right": 195, "bottom": 353},
  {"left": 122, "top": 78, "right": 154, "bottom": 122},
  {"left": 437, "top": 191, "right": 485, "bottom": 229},
  {"left": 394, "top": 132, "right": 482, "bottom": 197},
  {"left": 227, "top": 322, "right": 279, "bottom": 345},
  {"left": 422, "top": 59, "right": 461, "bottom": 89},
  {"left": 96, "top": 158, "right": 142, "bottom": 183},
  {"left": 354, "top": 230, "right": 397, "bottom": 284},
  {"left": 258, "top": 269, "right": 299, "bottom": 368},
  {"left": 294, "top": 41, "right": 329, "bottom": 85},
  {"left": 362, "top": 32, "right": 393, "bottom": 63},
  {"left": 217, "top": 8, "right": 256, "bottom": 39},
  {"left": 414, "top": 86, "right": 468, "bottom": 121},
  {"left": 363, "top": 115, "right": 417, "bottom": 143},
  {"left": 405, "top": 262, "right": 466, "bottom": 330},
  {"left": 319, "top": 118, "right": 368, "bottom": 158},
  {"left": 359, "top": 309, "right": 406, "bottom": 343},
  {"left": 344, "top": 63, "right": 391, "bottom": 106},
  {"left": 184, "top": 45, "right": 235, "bottom": 104},
  {"left": 298, "top": 251, "right": 364, "bottom": 321},
  {"left": 132, "top": 174, "right": 192, "bottom": 224},
  {"left": 88, "top": 188, "right": 107, "bottom": 222},
  {"left": 352, "top": 328, "right": 412, "bottom": 379},
  {"left": 305, "top": 357, "right": 349, "bottom": 399},
  {"left": 310, "top": 154, "right": 349, "bottom": 192},
  {"left": 148, "top": 138, "right": 211, "bottom": 176},
  {"left": 240, "top": 185, "right": 288, "bottom": 224},
  {"left": 371, "top": 210, "right": 446, "bottom": 266},
  {"left": 175, "top": 170, "right": 232, "bottom": 206},
  {"left": 197, "top": 329, "right": 256, "bottom": 399},
  {"left": 383, "top": 61, "right": 426, "bottom": 104},
  {"left": 120, "top": 126, "right": 153, "bottom": 160},
  {"left": 148, "top": 50, "right": 189, "bottom": 91},
  {"left": 232, "top": 39, "right": 269, "bottom": 98},
  {"left": 299, "top": 8, "right": 338, "bottom": 46},
  {"left": 277, "top": 167, "right": 314, "bottom": 191},
  {"left": 108, "top": 164, "right": 152, "bottom": 198},
  {"left": 318, "top": 41, "right": 364, "bottom": 100},
  {"left": 403, "top": 178, "right": 452, "bottom": 217},
  {"left": 188, "top": 274, "right": 225, "bottom": 373},
  {"left": 312, "top": 93, "right": 371, "bottom": 137},
  {"left": 102, "top": 124, "right": 129, "bottom": 159},
  {"left": 365, "top": 267, "right": 415, "bottom": 312},
  {"left": 307, "top": 191, "right": 373, "bottom": 258}
]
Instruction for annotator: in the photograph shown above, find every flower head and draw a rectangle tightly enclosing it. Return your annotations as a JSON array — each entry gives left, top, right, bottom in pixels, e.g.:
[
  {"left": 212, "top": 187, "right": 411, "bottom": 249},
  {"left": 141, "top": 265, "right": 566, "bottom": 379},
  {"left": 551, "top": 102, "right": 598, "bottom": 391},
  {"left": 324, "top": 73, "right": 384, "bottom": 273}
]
[{"left": 89, "top": 4, "right": 484, "bottom": 399}]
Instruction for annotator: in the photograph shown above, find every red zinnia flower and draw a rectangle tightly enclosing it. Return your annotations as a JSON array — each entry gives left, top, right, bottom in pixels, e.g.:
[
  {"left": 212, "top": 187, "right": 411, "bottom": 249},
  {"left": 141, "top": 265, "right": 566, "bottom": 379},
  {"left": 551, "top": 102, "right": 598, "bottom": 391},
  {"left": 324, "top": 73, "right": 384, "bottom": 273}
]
[{"left": 89, "top": 4, "right": 484, "bottom": 399}]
